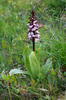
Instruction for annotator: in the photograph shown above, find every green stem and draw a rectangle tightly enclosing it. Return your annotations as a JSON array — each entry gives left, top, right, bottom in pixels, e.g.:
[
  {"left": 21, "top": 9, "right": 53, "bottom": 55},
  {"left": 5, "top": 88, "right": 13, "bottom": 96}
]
[{"left": 8, "top": 86, "right": 12, "bottom": 100}]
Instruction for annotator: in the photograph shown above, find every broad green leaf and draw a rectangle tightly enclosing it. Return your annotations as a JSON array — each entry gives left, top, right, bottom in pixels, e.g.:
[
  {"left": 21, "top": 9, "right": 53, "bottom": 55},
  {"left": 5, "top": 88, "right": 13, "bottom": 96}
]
[
  {"left": 42, "top": 58, "right": 52, "bottom": 75},
  {"left": 23, "top": 46, "right": 31, "bottom": 73},
  {"left": 9, "top": 68, "right": 24, "bottom": 76},
  {"left": 29, "top": 52, "right": 40, "bottom": 80},
  {"left": 1, "top": 71, "right": 9, "bottom": 82}
]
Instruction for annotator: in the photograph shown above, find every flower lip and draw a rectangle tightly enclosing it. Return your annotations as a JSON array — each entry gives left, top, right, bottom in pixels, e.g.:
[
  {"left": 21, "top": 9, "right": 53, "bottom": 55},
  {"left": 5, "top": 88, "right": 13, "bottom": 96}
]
[
  {"left": 33, "top": 20, "right": 37, "bottom": 24},
  {"left": 32, "top": 27, "right": 38, "bottom": 31},
  {"left": 29, "top": 25, "right": 33, "bottom": 29},
  {"left": 36, "top": 30, "right": 40, "bottom": 34},
  {"left": 31, "top": 32, "right": 33, "bottom": 35}
]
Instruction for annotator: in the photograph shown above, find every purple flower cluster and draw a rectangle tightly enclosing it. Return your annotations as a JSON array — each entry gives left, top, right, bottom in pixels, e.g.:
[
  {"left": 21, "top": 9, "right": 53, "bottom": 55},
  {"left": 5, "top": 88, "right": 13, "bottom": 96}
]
[{"left": 27, "top": 10, "right": 40, "bottom": 42}]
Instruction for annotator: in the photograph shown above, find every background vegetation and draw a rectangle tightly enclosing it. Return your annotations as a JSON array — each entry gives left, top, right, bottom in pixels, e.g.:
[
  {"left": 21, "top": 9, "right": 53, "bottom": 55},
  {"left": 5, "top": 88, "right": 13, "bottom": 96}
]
[{"left": 0, "top": 0, "right": 66, "bottom": 100}]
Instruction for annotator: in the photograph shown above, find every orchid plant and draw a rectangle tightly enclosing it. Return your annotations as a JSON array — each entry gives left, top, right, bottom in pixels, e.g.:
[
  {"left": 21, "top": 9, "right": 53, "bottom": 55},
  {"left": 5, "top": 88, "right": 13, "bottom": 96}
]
[{"left": 27, "top": 10, "right": 40, "bottom": 51}]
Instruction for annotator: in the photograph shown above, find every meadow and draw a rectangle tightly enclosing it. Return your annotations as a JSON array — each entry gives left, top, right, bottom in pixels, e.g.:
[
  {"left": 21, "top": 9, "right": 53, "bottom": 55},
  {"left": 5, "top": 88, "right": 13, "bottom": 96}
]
[{"left": 0, "top": 0, "right": 66, "bottom": 100}]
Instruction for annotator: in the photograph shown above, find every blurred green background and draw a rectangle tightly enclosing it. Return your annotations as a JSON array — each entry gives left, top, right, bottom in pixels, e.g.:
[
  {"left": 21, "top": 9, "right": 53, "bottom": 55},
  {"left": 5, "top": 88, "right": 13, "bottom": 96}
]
[{"left": 0, "top": 0, "right": 66, "bottom": 99}]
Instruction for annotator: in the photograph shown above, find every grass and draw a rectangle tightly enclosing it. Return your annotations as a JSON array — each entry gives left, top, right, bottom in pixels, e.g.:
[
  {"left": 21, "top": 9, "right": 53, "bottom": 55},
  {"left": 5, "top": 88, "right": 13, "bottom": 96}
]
[{"left": 0, "top": 0, "right": 66, "bottom": 99}]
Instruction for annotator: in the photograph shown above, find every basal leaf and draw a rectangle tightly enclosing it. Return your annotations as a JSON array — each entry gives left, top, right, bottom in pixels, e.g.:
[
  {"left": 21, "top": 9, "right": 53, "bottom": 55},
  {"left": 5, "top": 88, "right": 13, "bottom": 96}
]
[
  {"left": 29, "top": 52, "right": 40, "bottom": 80},
  {"left": 23, "top": 46, "right": 31, "bottom": 73},
  {"left": 42, "top": 58, "right": 52, "bottom": 75}
]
